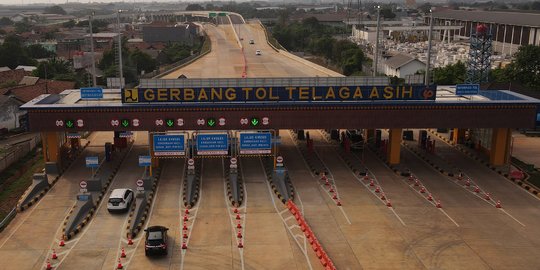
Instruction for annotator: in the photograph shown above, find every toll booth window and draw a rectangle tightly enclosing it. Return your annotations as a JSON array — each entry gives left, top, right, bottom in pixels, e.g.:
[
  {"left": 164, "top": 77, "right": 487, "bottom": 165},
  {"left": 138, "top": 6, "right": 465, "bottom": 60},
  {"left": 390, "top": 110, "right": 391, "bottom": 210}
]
[{"left": 77, "top": 194, "right": 90, "bottom": 201}]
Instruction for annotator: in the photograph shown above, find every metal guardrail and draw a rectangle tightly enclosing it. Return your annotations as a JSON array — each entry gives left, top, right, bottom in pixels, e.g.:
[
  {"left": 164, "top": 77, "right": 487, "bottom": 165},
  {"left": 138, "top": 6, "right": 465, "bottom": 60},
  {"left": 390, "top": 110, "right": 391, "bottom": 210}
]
[
  {"left": 140, "top": 76, "right": 390, "bottom": 88},
  {"left": 0, "top": 207, "right": 17, "bottom": 232}
]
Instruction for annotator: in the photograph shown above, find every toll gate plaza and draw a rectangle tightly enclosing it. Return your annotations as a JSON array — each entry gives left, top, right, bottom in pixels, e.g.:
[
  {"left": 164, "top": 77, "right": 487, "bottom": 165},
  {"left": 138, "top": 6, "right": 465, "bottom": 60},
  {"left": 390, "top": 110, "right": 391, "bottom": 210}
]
[{"left": 2, "top": 17, "right": 540, "bottom": 270}]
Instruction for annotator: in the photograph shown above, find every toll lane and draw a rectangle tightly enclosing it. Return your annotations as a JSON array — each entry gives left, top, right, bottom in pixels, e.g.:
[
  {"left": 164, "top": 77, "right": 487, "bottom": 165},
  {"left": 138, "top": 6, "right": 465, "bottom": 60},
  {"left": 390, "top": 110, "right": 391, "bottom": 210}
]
[
  {"left": 280, "top": 131, "right": 364, "bottom": 269},
  {"left": 57, "top": 132, "right": 148, "bottom": 270},
  {"left": 182, "top": 158, "right": 237, "bottom": 269},
  {"left": 238, "top": 157, "right": 299, "bottom": 269},
  {"left": 128, "top": 159, "right": 185, "bottom": 269},
  {"left": 0, "top": 132, "right": 113, "bottom": 270},
  {"left": 397, "top": 138, "right": 536, "bottom": 269},
  {"left": 308, "top": 131, "right": 426, "bottom": 269}
]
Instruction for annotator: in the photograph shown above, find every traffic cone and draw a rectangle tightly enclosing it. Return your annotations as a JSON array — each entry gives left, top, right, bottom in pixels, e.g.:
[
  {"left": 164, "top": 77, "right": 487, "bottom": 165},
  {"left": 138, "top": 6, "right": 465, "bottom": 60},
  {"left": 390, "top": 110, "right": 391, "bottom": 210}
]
[
  {"left": 233, "top": 208, "right": 238, "bottom": 213},
  {"left": 458, "top": 173, "right": 463, "bottom": 180},
  {"left": 237, "top": 222, "right": 242, "bottom": 229},
  {"left": 427, "top": 193, "right": 433, "bottom": 201},
  {"left": 183, "top": 232, "right": 188, "bottom": 238},
  {"left": 121, "top": 247, "right": 126, "bottom": 258},
  {"left": 420, "top": 186, "right": 426, "bottom": 193},
  {"left": 465, "top": 180, "right": 471, "bottom": 187},
  {"left": 46, "top": 260, "right": 52, "bottom": 270},
  {"left": 369, "top": 180, "right": 374, "bottom": 187},
  {"left": 336, "top": 200, "right": 342, "bottom": 206},
  {"left": 414, "top": 180, "right": 420, "bottom": 187},
  {"left": 380, "top": 193, "right": 386, "bottom": 200},
  {"left": 408, "top": 175, "right": 414, "bottom": 181},
  {"left": 325, "top": 179, "right": 330, "bottom": 186},
  {"left": 183, "top": 215, "right": 189, "bottom": 221},
  {"left": 117, "top": 258, "right": 123, "bottom": 269},
  {"left": 436, "top": 200, "right": 442, "bottom": 208},
  {"left": 484, "top": 193, "right": 491, "bottom": 200},
  {"left": 184, "top": 209, "right": 189, "bottom": 215},
  {"left": 238, "top": 240, "right": 243, "bottom": 248},
  {"left": 332, "top": 194, "right": 338, "bottom": 200},
  {"left": 496, "top": 200, "right": 502, "bottom": 208},
  {"left": 363, "top": 175, "right": 369, "bottom": 181},
  {"left": 329, "top": 187, "right": 334, "bottom": 193},
  {"left": 474, "top": 186, "right": 480, "bottom": 193},
  {"left": 236, "top": 213, "right": 241, "bottom": 220},
  {"left": 58, "top": 237, "right": 65, "bottom": 247},
  {"left": 374, "top": 186, "right": 380, "bottom": 193},
  {"left": 237, "top": 230, "right": 243, "bottom": 238},
  {"left": 182, "top": 241, "right": 187, "bottom": 249},
  {"left": 183, "top": 224, "right": 188, "bottom": 231},
  {"left": 51, "top": 249, "right": 58, "bottom": 260},
  {"left": 127, "top": 237, "right": 133, "bottom": 246},
  {"left": 386, "top": 199, "right": 392, "bottom": 207}
]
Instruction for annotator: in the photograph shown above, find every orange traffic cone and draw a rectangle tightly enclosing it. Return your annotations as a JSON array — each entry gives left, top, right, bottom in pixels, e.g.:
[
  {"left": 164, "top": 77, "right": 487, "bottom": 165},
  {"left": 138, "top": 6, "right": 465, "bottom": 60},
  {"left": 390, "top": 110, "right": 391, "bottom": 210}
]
[
  {"left": 374, "top": 186, "right": 380, "bottom": 193},
  {"left": 386, "top": 199, "right": 392, "bottom": 207},
  {"left": 436, "top": 200, "right": 442, "bottom": 208},
  {"left": 414, "top": 180, "right": 420, "bottom": 187},
  {"left": 465, "top": 180, "right": 471, "bottom": 187},
  {"left": 127, "top": 237, "right": 133, "bottom": 245},
  {"left": 474, "top": 186, "right": 480, "bottom": 193},
  {"left": 58, "top": 237, "right": 65, "bottom": 247},
  {"left": 408, "top": 175, "right": 414, "bottom": 181},
  {"left": 380, "top": 193, "right": 386, "bottom": 200},
  {"left": 236, "top": 213, "right": 241, "bottom": 220},
  {"left": 496, "top": 200, "right": 502, "bottom": 208},
  {"left": 182, "top": 224, "right": 188, "bottom": 231},
  {"left": 332, "top": 194, "right": 338, "bottom": 200},
  {"left": 325, "top": 179, "right": 330, "bottom": 186},
  {"left": 184, "top": 209, "right": 189, "bottom": 215},
  {"left": 336, "top": 200, "right": 342, "bottom": 206},
  {"left": 183, "top": 215, "right": 189, "bottom": 221},
  {"left": 237, "top": 230, "right": 243, "bottom": 238},
  {"left": 427, "top": 193, "right": 433, "bottom": 201},
  {"left": 120, "top": 247, "right": 126, "bottom": 258},
  {"left": 329, "top": 187, "right": 334, "bottom": 193},
  {"left": 46, "top": 260, "right": 52, "bottom": 270},
  {"left": 369, "top": 180, "right": 374, "bottom": 187},
  {"left": 237, "top": 222, "right": 242, "bottom": 229},
  {"left": 484, "top": 193, "right": 491, "bottom": 200},
  {"left": 183, "top": 232, "right": 188, "bottom": 238},
  {"left": 420, "top": 186, "right": 426, "bottom": 193},
  {"left": 233, "top": 208, "right": 238, "bottom": 213},
  {"left": 238, "top": 240, "right": 243, "bottom": 248},
  {"left": 51, "top": 249, "right": 58, "bottom": 260},
  {"left": 117, "top": 258, "right": 123, "bottom": 269},
  {"left": 182, "top": 241, "right": 187, "bottom": 249}
]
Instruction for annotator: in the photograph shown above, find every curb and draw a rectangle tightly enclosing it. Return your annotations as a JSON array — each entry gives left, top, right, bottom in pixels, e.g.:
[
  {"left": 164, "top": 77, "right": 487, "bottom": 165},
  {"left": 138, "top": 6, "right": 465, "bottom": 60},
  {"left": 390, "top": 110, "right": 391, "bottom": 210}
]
[{"left": 126, "top": 167, "right": 162, "bottom": 238}]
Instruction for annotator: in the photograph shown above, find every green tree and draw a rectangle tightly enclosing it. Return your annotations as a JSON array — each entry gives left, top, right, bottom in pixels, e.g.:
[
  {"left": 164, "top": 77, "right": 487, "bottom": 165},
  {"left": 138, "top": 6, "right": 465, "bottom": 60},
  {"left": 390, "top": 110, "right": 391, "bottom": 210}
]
[
  {"left": 27, "top": 44, "right": 55, "bottom": 59},
  {"left": 14, "top": 19, "right": 32, "bottom": 33},
  {"left": 129, "top": 49, "right": 157, "bottom": 74},
  {"left": 380, "top": 8, "right": 396, "bottom": 19},
  {"left": 33, "top": 58, "right": 72, "bottom": 79},
  {"left": 433, "top": 61, "right": 466, "bottom": 85},
  {"left": 504, "top": 45, "right": 540, "bottom": 89},
  {"left": 44, "top": 5, "right": 67, "bottom": 15},
  {"left": 185, "top": 4, "right": 204, "bottom": 11},
  {"left": 0, "top": 17, "right": 13, "bottom": 26},
  {"left": 0, "top": 35, "right": 36, "bottom": 69},
  {"left": 162, "top": 43, "right": 191, "bottom": 63},
  {"left": 62, "top": 19, "right": 76, "bottom": 28}
]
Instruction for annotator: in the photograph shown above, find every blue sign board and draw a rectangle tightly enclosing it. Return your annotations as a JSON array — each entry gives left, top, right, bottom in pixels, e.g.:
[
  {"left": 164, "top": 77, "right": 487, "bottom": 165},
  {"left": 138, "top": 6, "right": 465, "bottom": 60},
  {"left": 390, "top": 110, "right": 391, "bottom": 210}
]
[
  {"left": 80, "top": 87, "right": 103, "bottom": 99},
  {"left": 239, "top": 133, "right": 272, "bottom": 154},
  {"left": 122, "top": 85, "right": 436, "bottom": 104},
  {"left": 456, "top": 84, "right": 480, "bottom": 95},
  {"left": 196, "top": 134, "right": 229, "bottom": 155},
  {"left": 153, "top": 134, "right": 185, "bottom": 156},
  {"left": 139, "top": 155, "right": 152, "bottom": 167},
  {"left": 85, "top": 156, "right": 99, "bottom": 168}
]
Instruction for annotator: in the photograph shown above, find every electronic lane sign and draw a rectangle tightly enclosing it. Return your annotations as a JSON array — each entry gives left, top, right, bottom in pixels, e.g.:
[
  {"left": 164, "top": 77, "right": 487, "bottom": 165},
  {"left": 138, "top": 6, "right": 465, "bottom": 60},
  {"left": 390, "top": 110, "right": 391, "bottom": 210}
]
[
  {"left": 85, "top": 156, "right": 99, "bottom": 168},
  {"left": 239, "top": 133, "right": 272, "bottom": 154},
  {"left": 153, "top": 134, "right": 185, "bottom": 156},
  {"left": 80, "top": 87, "right": 103, "bottom": 99},
  {"left": 196, "top": 134, "right": 229, "bottom": 155},
  {"left": 456, "top": 84, "right": 480, "bottom": 95},
  {"left": 139, "top": 155, "right": 151, "bottom": 167}
]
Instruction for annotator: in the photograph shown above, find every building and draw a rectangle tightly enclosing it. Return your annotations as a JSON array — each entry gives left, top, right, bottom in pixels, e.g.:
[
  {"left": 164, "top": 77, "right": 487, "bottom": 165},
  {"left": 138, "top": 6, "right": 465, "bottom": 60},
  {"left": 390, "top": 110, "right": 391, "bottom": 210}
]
[
  {"left": 0, "top": 95, "right": 24, "bottom": 131},
  {"left": 383, "top": 53, "right": 425, "bottom": 79},
  {"left": 432, "top": 9, "right": 540, "bottom": 56}
]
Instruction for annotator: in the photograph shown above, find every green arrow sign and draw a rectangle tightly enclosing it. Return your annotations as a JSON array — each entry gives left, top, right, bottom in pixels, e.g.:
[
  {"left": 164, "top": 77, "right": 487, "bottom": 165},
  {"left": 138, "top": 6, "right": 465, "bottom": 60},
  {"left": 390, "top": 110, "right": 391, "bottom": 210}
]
[
  {"left": 121, "top": 119, "right": 130, "bottom": 127},
  {"left": 250, "top": 117, "right": 259, "bottom": 127},
  {"left": 166, "top": 119, "right": 174, "bottom": 127},
  {"left": 207, "top": 118, "right": 216, "bottom": 127},
  {"left": 65, "top": 120, "right": 74, "bottom": 128}
]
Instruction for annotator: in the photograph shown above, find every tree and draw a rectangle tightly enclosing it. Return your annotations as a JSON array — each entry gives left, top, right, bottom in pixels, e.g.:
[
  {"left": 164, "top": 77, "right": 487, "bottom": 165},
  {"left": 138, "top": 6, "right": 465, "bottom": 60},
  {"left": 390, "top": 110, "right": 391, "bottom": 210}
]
[
  {"left": 63, "top": 19, "right": 76, "bottom": 28},
  {"left": 380, "top": 8, "right": 396, "bottom": 19},
  {"left": 33, "top": 58, "right": 72, "bottom": 79},
  {"left": 0, "top": 35, "right": 36, "bottom": 69},
  {"left": 433, "top": 61, "right": 466, "bottom": 85},
  {"left": 129, "top": 49, "right": 157, "bottom": 74},
  {"left": 185, "top": 4, "right": 204, "bottom": 11},
  {"left": 27, "top": 44, "right": 55, "bottom": 59},
  {"left": 44, "top": 5, "right": 67, "bottom": 15},
  {"left": 0, "top": 17, "right": 13, "bottom": 26},
  {"left": 14, "top": 19, "right": 32, "bottom": 33},
  {"left": 533, "top": 1, "right": 540, "bottom": 10},
  {"left": 504, "top": 45, "right": 540, "bottom": 89}
]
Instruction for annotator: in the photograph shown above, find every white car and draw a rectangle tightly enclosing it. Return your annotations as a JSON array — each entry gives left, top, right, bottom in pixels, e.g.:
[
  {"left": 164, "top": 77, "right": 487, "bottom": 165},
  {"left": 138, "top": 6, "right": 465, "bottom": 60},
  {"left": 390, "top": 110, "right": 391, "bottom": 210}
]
[
  {"left": 107, "top": 188, "right": 134, "bottom": 213},
  {"left": 249, "top": 39, "right": 254, "bottom": 44},
  {"left": 256, "top": 50, "right": 261, "bottom": 55}
]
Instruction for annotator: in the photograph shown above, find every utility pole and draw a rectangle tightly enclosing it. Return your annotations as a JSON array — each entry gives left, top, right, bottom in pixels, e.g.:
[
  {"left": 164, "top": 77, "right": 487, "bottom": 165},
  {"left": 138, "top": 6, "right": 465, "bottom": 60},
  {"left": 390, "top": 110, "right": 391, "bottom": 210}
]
[
  {"left": 373, "top": 5, "right": 381, "bottom": 76},
  {"left": 117, "top": 10, "right": 124, "bottom": 88},
  {"left": 425, "top": 10, "right": 434, "bottom": 86},
  {"left": 89, "top": 12, "right": 97, "bottom": 87}
]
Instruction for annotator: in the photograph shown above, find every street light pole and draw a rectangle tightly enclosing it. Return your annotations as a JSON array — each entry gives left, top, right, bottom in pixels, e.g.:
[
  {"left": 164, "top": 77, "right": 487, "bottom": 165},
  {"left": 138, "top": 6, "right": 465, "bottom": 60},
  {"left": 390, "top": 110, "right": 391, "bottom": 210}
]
[
  {"left": 373, "top": 5, "right": 381, "bottom": 76},
  {"left": 117, "top": 10, "right": 124, "bottom": 87},
  {"left": 89, "top": 12, "right": 97, "bottom": 87},
  {"left": 425, "top": 10, "right": 434, "bottom": 86}
]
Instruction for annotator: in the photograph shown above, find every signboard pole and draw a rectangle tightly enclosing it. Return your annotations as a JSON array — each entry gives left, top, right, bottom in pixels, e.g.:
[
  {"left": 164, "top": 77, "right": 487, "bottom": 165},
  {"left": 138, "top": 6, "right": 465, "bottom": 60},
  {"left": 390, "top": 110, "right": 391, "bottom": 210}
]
[{"left": 148, "top": 133, "right": 153, "bottom": 177}]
